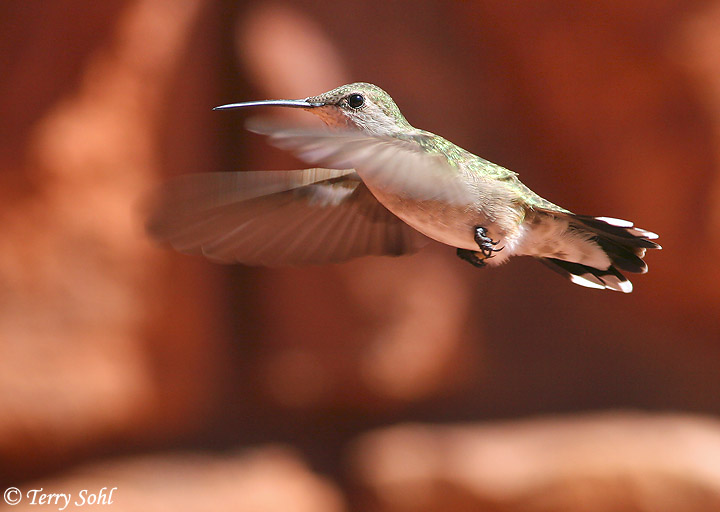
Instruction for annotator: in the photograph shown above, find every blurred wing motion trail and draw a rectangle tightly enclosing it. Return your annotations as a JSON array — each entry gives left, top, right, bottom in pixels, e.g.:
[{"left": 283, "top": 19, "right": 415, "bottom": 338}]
[
  {"left": 246, "top": 119, "right": 477, "bottom": 204},
  {"left": 147, "top": 168, "right": 430, "bottom": 265}
]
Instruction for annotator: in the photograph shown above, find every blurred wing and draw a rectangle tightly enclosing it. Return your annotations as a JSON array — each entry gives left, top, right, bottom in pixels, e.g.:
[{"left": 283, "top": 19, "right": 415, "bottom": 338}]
[
  {"left": 147, "top": 169, "right": 431, "bottom": 266},
  {"left": 247, "top": 120, "right": 477, "bottom": 205}
]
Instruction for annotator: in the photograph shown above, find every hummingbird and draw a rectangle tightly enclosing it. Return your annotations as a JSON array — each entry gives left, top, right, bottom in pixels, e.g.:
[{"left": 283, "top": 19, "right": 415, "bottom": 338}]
[{"left": 148, "top": 82, "right": 660, "bottom": 292}]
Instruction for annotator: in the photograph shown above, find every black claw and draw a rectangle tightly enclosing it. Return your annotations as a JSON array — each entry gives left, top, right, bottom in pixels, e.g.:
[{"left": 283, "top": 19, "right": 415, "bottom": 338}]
[
  {"left": 458, "top": 226, "right": 505, "bottom": 268},
  {"left": 473, "top": 226, "right": 504, "bottom": 259}
]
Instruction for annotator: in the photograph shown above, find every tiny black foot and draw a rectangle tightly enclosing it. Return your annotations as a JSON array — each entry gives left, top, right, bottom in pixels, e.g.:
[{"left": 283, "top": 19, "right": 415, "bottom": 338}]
[
  {"left": 473, "top": 226, "right": 503, "bottom": 259},
  {"left": 457, "top": 248, "right": 487, "bottom": 268}
]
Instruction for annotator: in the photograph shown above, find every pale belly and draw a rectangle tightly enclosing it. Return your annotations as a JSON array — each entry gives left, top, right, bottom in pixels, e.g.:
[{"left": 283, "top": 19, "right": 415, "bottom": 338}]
[{"left": 376, "top": 194, "right": 490, "bottom": 251}]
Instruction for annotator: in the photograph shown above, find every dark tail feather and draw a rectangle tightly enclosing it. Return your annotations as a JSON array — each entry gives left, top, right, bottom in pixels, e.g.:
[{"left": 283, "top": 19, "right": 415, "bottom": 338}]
[
  {"left": 572, "top": 215, "right": 661, "bottom": 250},
  {"left": 539, "top": 258, "right": 633, "bottom": 293},
  {"left": 539, "top": 214, "right": 660, "bottom": 293}
]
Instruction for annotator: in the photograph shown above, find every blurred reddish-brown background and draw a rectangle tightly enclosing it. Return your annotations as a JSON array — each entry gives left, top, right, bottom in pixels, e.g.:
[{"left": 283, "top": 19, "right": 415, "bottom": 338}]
[{"left": 1, "top": 1, "right": 720, "bottom": 510}]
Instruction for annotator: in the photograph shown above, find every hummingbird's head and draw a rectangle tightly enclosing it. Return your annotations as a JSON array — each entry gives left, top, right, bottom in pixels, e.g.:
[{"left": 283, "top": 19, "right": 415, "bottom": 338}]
[
  {"left": 214, "top": 82, "right": 413, "bottom": 136},
  {"left": 304, "top": 82, "right": 412, "bottom": 135}
]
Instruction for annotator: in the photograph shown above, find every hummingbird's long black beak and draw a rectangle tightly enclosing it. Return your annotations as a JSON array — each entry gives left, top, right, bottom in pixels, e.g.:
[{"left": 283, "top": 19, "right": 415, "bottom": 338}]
[{"left": 213, "top": 99, "right": 324, "bottom": 111}]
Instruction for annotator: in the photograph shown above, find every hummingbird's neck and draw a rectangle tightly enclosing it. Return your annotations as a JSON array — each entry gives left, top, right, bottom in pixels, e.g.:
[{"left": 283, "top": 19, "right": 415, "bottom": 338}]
[{"left": 354, "top": 116, "right": 414, "bottom": 137}]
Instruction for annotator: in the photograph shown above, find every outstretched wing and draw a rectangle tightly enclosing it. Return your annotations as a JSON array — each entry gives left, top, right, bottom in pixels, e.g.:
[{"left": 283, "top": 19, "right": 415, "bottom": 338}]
[
  {"left": 247, "top": 120, "right": 477, "bottom": 205},
  {"left": 146, "top": 169, "right": 430, "bottom": 266}
]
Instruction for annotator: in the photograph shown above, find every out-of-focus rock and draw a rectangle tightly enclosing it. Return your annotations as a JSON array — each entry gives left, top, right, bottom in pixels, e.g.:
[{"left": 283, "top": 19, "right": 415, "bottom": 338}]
[
  {"left": 0, "top": 0, "right": 223, "bottom": 480},
  {"left": 10, "top": 446, "right": 346, "bottom": 512},
  {"left": 350, "top": 412, "right": 720, "bottom": 512},
  {"left": 254, "top": 253, "right": 482, "bottom": 409},
  {"left": 678, "top": 1, "right": 720, "bottom": 245}
]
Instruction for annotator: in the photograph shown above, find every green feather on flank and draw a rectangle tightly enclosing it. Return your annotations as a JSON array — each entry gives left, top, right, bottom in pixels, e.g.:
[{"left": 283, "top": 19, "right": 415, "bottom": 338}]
[{"left": 403, "top": 130, "right": 568, "bottom": 213}]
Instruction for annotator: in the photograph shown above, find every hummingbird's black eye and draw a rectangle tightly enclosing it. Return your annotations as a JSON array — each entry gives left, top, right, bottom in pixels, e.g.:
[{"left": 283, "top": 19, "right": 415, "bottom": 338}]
[{"left": 347, "top": 93, "right": 365, "bottom": 109}]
